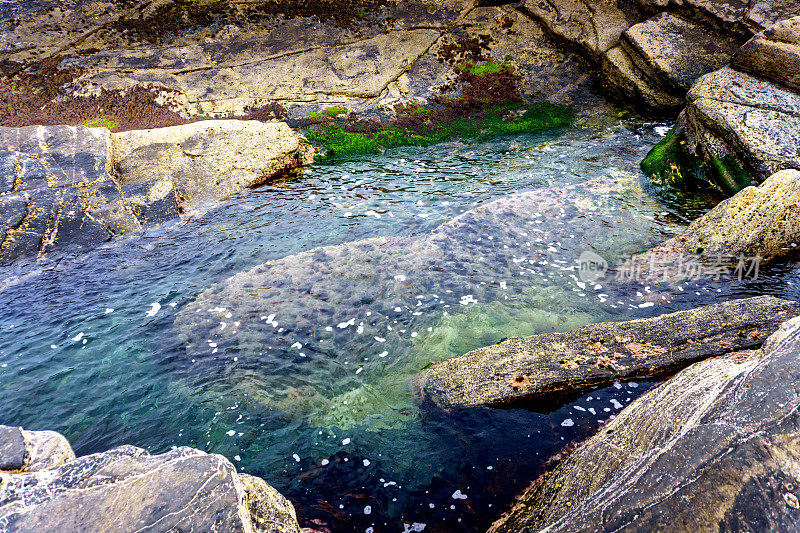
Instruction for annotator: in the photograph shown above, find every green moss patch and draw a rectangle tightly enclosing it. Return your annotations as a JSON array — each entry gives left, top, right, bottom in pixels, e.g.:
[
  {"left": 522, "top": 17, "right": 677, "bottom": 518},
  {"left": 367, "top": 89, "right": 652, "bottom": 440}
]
[{"left": 305, "top": 102, "right": 574, "bottom": 160}]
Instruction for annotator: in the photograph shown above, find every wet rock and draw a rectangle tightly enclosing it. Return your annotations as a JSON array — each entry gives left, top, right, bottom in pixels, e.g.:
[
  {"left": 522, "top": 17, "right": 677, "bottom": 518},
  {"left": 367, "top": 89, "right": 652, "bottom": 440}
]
[
  {"left": 417, "top": 296, "right": 798, "bottom": 409},
  {"left": 600, "top": 45, "right": 684, "bottom": 110},
  {"left": 112, "top": 120, "right": 313, "bottom": 213},
  {"left": 651, "top": 169, "right": 800, "bottom": 263},
  {"left": 732, "top": 16, "right": 800, "bottom": 93},
  {"left": 488, "top": 313, "right": 800, "bottom": 532},
  {"left": 174, "top": 173, "right": 662, "bottom": 429},
  {"left": 0, "top": 427, "right": 300, "bottom": 532}
]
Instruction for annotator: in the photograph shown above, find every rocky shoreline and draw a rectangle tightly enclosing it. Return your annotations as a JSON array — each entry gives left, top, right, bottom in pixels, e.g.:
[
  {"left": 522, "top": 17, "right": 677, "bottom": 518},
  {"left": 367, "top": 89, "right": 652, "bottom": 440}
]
[
  {"left": 0, "top": 425, "right": 300, "bottom": 532},
  {"left": 3, "top": 0, "right": 800, "bottom": 531}
]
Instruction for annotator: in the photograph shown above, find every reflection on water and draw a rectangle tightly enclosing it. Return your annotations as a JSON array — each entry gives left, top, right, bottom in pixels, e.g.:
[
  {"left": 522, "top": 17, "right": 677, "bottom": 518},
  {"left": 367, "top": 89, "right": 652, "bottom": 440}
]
[{"left": 2, "top": 118, "right": 799, "bottom": 531}]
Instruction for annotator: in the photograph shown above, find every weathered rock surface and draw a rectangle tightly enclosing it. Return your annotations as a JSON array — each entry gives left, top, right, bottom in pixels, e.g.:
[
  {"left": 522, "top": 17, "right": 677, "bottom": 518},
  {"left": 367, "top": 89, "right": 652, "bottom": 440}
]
[
  {"left": 489, "top": 313, "right": 800, "bottom": 532},
  {"left": 622, "top": 13, "right": 739, "bottom": 93},
  {"left": 0, "top": 426, "right": 74, "bottom": 473},
  {"left": 646, "top": 16, "right": 800, "bottom": 193},
  {"left": 0, "top": 120, "right": 312, "bottom": 264},
  {"left": 0, "top": 125, "right": 140, "bottom": 264},
  {"left": 651, "top": 169, "right": 800, "bottom": 262},
  {"left": 417, "top": 295, "right": 798, "bottom": 409},
  {"left": 0, "top": 426, "right": 300, "bottom": 533},
  {"left": 113, "top": 120, "right": 313, "bottom": 214},
  {"left": 732, "top": 16, "right": 800, "bottom": 93}
]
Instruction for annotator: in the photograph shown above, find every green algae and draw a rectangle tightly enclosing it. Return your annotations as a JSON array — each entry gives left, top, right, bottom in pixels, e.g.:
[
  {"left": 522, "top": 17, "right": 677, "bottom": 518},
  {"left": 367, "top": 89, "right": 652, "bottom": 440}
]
[
  {"left": 641, "top": 127, "right": 753, "bottom": 195},
  {"left": 305, "top": 102, "right": 574, "bottom": 161}
]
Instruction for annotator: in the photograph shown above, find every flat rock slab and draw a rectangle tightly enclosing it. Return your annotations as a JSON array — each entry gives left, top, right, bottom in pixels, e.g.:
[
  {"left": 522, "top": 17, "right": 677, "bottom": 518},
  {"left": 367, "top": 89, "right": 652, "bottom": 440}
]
[
  {"left": 622, "top": 12, "right": 740, "bottom": 92},
  {"left": 733, "top": 16, "right": 800, "bottom": 93},
  {"left": 417, "top": 296, "right": 799, "bottom": 409},
  {"left": 519, "top": 0, "right": 631, "bottom": 56},
  {"left": 489, "top": 314, "right": 800, "bottom": 531},
  {"left": 0, "top": 442, "right": 300, "bottom": 533}
]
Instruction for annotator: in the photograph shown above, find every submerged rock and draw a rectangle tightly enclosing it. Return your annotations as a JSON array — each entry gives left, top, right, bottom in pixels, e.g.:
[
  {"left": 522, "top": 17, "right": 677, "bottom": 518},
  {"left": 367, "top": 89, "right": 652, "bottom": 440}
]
[
  {"left": 0, "top": 426, "right": 300, "bottom": 533},
  {"left": 173, "top": 172, "right": 664, "bottom": 429},
  {"left": 417, "top": 295, "right": 798, "bottom": 409},
  {"left": 489, "top": 313, "right": 800, "bottom": 532}
]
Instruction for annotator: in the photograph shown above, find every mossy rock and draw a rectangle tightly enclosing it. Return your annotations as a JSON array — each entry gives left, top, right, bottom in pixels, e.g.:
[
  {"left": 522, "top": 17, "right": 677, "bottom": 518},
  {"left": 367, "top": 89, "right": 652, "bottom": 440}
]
[{"left": 641, "top": 127, "right": 752, "bottom": 195}]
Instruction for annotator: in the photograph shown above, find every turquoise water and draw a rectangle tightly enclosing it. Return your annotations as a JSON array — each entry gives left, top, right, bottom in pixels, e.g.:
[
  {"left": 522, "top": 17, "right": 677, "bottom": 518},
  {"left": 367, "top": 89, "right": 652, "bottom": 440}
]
[{"left": 2, "top": 118, "right": 799, "bottom": 532}]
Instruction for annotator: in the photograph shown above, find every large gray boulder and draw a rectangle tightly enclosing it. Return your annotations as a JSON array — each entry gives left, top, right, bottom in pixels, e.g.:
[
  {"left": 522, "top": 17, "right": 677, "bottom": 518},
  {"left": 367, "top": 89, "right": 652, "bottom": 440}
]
[
  {"left": 0, "top": 427, "right": 300, "bottom": 533},
  {"left": 417, "top": 296, "right": 799, "bottom": 409},
  {"left": 732, "top": 16, "right": 800, "bottom": 93},
  {"left": 650, "top": 169, "right": 800, "bottom": 263},
  {"left": 489, "top": 313, "right": 800, "bottom": 532}
]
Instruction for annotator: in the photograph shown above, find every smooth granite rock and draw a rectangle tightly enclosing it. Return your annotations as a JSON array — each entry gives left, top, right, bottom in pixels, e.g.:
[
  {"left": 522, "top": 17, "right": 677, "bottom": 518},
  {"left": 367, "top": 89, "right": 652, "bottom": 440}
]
[
  {"left": 417, "top": 296, "right": 798, "bottom": 409},
  {"left": 0, "top": 430, "right": 300, "bottom": 533},
  {"left": 489, "top": 313, "right": 800, "bottom": 532},
  {"left": 112, "top": 120, "right": 314, "bottom": 213}
]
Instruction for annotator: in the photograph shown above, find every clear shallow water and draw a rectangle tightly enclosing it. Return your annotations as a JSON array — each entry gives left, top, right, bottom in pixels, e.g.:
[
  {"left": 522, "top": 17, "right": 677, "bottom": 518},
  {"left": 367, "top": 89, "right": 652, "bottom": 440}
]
[{"left": 2, "top": 118, "right": 800, "bottom": 532}]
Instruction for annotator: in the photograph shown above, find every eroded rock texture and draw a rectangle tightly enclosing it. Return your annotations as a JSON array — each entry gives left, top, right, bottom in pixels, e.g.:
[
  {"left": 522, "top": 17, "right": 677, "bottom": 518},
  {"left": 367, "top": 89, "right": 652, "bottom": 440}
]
[
  {"left": 0, "top": 426, "right": 300, "bottom": 533},
  {"left": 418, "top": 295, "right": 799, "bottom": 409},
  {"left": 488, "top": 315, "right": 800, "bottom": 532}
]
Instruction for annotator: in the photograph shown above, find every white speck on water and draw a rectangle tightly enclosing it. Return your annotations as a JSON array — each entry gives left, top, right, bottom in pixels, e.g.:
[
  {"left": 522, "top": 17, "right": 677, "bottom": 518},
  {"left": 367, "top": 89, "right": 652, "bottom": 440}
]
[
  {"left": 342, "top": 438, "right": 351, "bottom": 445},
  {"left": 355, "top": 367, "right": 363, "bottom": 374},
  {"left": 378, "top": 351, "right": 388, "bottom": 358},
  {"left": 105, "top": 308, "right": 114, "bottom": 314},
  {"left": 363, "top": 506, "right": 372, "bottom": 515},
  {"left": 337, "top": 318, "right": 355, "bottom": 329},
  {"left": 226, "top": 430, "right": 236, "bottom": 436},
  {"left": 574, "top": 406, "right": 586, "bottom": 412},
  {"left": 614, "top": 381, "right": 622, "bottom": 389},
  {"left": 500, "top": 281, "right": 507, "bottom": 290},
  {"left": 321, "top": 459, "right": 329, "bottom": 466},
  {"left": 145, "top": 303, "right": 161, "bottom": 317},
  {"left": 452, "top": 490, "right": 467, "bottom": 500},
  {"left": 394, "top": 274, "right": 407, "bottom": 281},
  {"left": 403, "top": 523, "right": 426, "bottom": 532},
  {"left": 459, "top": 295, "right": 477, "bottom": 306},
  {"left": 291, "top": 342, "right": 302, "bottom": 349},
  {"left": 411, "top": 332, "right": 418, "bottom": 338},
  {"left": 71, "top": 332, "right": 84, "bottom": 341},
  {"left": 234, "top": 455, "right": 241, "bottom": 461},
  {"left": 628, "top": 382, "right": 639, "bottom": 388},
  {"left": 638, "top": 302, "right": 654, "bottom": 308},
  {"left": 293, "top": 454, "right": 300, "bottom": 462},
  {"left": 561, "top": 418, "right": 574, "bottom": 427},
  {"left": 576, "top": 282, "right": 586, "bottom": 290},
  {"left": 50, "top": 345, "right": 57, "bottom": 349},
  {"left": 654, "top": 125, "right": 671, "bottom": 136},
  {"left": 611, "top": 399, "right": 624, "bottom": 409},
  {"left": 374, "top": 337, "right": 386, "bottom": 343},
  {"left": 588, "top": 408, "right": 596, "bottom": 415},
  {"left": 363, "top": 459, "right": 370, "bottom": 467},
  {"left": 325, "top": 326, "right": 333, "bottom": 332}
]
